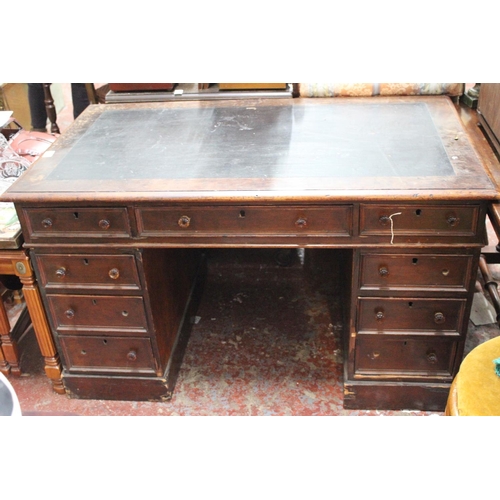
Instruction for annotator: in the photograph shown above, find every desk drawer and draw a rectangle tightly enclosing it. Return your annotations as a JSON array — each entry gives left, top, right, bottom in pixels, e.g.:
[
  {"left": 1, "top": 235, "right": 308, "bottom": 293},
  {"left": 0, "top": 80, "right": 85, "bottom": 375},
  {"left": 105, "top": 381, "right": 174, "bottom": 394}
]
[
  {"left": 354, "top": 334, "right": 458, "bottom": 379},
  {"left": 60, "top": 335, "right": 157, "bottom": 375},
  {"left": 136, "top": 205, "right": 353, "bottom": 237},
  {"left": 23, "top": 207, "right": 132, "bottom": 238},
  {"left": 47, "top": 294, "right": 149, "bottom": 335},
  {"left": 359, "top": 253, "right": 474, "bottom": 292},
  {"left": 357, "top": 297, "right": 466, "bottom": 334},
  {"left": 360, "top": 204, "right": 480, "bottom": 237},
  {"left": 34, "top": 253, "right": 141, "bottom": 291}
]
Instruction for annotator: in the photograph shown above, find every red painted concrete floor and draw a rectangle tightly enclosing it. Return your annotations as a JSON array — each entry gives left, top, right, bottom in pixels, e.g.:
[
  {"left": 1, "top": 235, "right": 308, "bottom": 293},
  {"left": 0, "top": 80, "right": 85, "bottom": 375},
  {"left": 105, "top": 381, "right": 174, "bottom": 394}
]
[{"left": 6, "top": 247, "right": 499, "bottom": 416}]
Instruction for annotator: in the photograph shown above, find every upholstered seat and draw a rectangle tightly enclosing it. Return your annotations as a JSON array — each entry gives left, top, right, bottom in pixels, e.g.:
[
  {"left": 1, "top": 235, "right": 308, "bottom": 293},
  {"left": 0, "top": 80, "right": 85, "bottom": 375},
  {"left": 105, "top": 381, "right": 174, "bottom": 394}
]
[{"left": 445, "top": 336, "right": 500, "bottom": 416}]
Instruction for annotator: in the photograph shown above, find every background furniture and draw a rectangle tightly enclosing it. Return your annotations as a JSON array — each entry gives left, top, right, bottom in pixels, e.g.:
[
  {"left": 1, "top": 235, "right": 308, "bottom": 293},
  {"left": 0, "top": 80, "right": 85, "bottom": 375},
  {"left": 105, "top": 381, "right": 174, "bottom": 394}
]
[
  {"left": 4, "top": 96, "right": 495, "bottom": 410},
  {"left": 297, "top": 82, "right": 464, "bottom": 98},
  {"left": 478, "top": 83, "right": 500, "bottom": 158},
  {"left": 0, "top": 117, "right": 64, "bottom": 393},
  {"left": 445, "top": 335, "right": 500, "bottom": 415}
]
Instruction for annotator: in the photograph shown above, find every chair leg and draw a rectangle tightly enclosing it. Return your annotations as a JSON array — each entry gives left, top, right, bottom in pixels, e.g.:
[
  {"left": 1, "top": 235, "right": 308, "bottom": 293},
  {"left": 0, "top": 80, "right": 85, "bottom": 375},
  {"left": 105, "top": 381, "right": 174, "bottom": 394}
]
[
  {"left": 42, "top": 84, "right": 60, "bottom": 134},
  {"left": 479, "top": 255, "right": 500, "bottom": 325},
  {"left": 0, "top": 294, "right": 20, "bottom": 375}
]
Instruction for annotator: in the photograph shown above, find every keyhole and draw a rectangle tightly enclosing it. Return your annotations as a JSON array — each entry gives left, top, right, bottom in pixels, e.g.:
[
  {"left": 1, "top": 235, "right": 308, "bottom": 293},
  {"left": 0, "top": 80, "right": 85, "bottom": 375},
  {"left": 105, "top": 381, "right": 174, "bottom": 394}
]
[
  {"left": 73, "top": 212, "right": 79, "bottom": 219},
  {"left": 83, "top": 259, "right": 89, "bottom": 265},
  {"left": 415, "top": 209, "right": 422, "bottom": 216},
  {"left": 92, "top": 299, "right": 97, "bottom": 305},
  {"left": 408, "top": 302, "right": 413, "bottom": 308},
  {"left": 412, "top": 258, "right": 418, "bottom": 265},
  {"left": 122, "top": 310, "right": 129, "bottom": 317},
  {"left": 239, "top": 210, "right": 246, "bottom": 218},
  {"left": 103, "top": 339, "right": 107, "bottom": 345},
  {"left": 81, "top": 350, "right": 87, "bottom": 355}
]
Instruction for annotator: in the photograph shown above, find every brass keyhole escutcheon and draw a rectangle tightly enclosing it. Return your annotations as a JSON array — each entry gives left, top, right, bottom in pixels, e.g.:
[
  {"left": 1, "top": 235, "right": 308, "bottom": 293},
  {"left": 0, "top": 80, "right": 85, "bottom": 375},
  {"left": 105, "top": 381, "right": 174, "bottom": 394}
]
[{"left": 178, "top": 215, "right": 191, "bottom": 228}]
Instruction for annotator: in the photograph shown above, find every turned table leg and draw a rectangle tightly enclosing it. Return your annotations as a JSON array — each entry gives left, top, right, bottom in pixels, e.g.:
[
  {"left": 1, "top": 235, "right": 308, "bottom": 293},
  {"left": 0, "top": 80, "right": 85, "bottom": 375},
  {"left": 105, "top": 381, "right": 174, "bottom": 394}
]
[{"left": 14, "top": 256, "right": 65, "bottom": 394}]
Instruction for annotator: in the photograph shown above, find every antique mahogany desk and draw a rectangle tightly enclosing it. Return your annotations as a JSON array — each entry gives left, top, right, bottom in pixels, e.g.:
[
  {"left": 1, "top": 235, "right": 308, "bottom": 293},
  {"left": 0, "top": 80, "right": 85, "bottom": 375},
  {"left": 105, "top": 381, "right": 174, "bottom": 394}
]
[{"left": 4, "top": 96, "right": 497, "bottom": 410}]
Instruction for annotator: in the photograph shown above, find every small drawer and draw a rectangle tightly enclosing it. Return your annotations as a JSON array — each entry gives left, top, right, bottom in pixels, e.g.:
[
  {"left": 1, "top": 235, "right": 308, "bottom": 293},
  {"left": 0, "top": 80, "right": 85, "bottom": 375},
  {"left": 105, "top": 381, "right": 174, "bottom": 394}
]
[
  {"left": 59, "top": 335, "right": 157, "bottom": 375},
  {"left": 359, "top": 253, "right": 474, "bottom": 292},
  {"left": 357, "top": 297, "right": 466, "bottom": 334},
  {"left": 34, "top": 253, "right": 141, "bottom": 290},
  {"left": 136, "top": 205, "right": 353, "bottom": 237},
  {"left": 354, "top": 334, "right": 459, "bottom": 379},
  {"left": 360, "top": 204, "right": 480, "bottom": 237},
  {"left": 47, "top": 294, "right": 149, "bottom": 335},
  {"left": 23, "top": 207, "right": 132, "bottom": 238}
]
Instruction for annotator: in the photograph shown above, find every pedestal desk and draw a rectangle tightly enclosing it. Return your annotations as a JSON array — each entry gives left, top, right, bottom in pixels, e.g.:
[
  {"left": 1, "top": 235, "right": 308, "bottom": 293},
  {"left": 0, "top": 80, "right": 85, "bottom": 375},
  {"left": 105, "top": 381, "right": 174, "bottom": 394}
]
[{"left": 4, "top": 96, "right": 497, "bottom": 410}]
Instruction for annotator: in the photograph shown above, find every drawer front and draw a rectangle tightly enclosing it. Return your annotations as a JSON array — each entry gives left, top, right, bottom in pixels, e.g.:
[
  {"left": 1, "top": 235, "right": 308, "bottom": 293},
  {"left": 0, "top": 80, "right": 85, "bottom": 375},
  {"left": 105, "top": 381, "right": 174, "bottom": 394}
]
[
  {"left": 359, "top": 253, "right": 474, "bottom": 292},
  {"left": 136, "top": 205, "right": 353, "bottom": 237},
  {"left": 23, "top": 207, "right": 132, "bottom": 238},
  {"left": 354, "top": 334, "right": 458, "bottom": 379},
  {"left": 357, "top": 297, "right": 466, "bottom": 333},
  {"left": 360, "top": 204, "right": 480, "bottom": 237},
  {"left": 47, "top": 294, "right": 149, "bottom": 334},
  {"left": 60, "top": 335, "right": 157, "bottom": 374},
  {"left": 35, "top": 253, "right": 141, "bottom": 290}
]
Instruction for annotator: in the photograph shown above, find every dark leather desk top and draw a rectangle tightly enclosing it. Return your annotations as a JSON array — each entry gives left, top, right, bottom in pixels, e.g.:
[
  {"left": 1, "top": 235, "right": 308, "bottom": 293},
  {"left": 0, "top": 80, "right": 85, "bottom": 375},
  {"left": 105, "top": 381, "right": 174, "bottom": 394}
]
[{"left": 4, "top": 96, "right": 496, "bottom": 204}]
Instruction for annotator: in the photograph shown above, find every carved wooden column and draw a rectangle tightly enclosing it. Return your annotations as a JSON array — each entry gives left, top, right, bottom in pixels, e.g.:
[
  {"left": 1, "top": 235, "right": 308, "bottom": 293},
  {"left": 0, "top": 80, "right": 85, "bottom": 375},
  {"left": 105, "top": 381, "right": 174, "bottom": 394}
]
[
  {"left": 42, "top": 83, "right": 60, "bottom": 134},
  {"left": 13, "top": 253, "right": 65, "bottom": 394}
]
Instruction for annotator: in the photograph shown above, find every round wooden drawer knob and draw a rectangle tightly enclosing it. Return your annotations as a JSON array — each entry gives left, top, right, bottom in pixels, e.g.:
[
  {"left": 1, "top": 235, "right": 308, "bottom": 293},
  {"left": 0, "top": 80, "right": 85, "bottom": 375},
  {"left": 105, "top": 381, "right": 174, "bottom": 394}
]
[
  {"left": 127, "top": 350, "right": 137, "bottom": 361},
  {"left": 65, "top": 309, "right": 75, "bottom": 319},
  {"left": 434, "top": 312, "right": 446, "bottom": 324},
  {"left": 379, "top": 266, "right": 389, "bottom": 277},
  {"left": 295, "top": 217, "right": 308, "bottom": 228},
  {"left": 56, "top": 267, "right": 67, "bottom": 278},
  {"left": 99, "top": 219, "right": 111, "bottom": 230},
  {"left": 42, "top": 218, "right": 53, "bottom": 228},
  {"left": 427, "top": 352, "right": 438, "bottom": 363},
  {"left": 178, "top": 215, "right": 191, "bottom": 228},
  {"left": 108, "top": 268, "right": 120, "bottom": 280}
]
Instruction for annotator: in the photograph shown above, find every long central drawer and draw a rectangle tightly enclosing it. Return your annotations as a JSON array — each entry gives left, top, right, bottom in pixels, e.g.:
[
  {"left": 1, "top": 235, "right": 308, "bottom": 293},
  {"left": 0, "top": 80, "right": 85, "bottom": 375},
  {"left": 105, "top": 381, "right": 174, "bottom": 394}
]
[{"left": 136, "top": 205, "right": 353, "bottom": 237}]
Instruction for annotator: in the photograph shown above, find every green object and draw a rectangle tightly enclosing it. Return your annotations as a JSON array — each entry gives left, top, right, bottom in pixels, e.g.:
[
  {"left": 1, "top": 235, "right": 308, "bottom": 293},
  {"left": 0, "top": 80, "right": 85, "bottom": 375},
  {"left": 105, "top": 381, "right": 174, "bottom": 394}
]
[{"left": 494, "top": 357, "right": 500, "bottom": 377}]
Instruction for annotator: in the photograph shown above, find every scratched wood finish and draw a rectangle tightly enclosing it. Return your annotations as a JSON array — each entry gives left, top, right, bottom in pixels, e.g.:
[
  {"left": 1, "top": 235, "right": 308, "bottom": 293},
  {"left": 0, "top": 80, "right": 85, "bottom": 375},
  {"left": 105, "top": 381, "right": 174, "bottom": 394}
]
[{"left": 4, "top": 97, "right": 497, "bottom": 204}]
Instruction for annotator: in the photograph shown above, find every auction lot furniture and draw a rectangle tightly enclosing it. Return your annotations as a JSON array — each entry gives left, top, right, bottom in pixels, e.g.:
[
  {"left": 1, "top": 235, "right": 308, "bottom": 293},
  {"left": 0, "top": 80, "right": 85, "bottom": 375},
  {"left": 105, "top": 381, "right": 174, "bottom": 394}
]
[{"left": 4, "top": 96, "right": 497, "bottom": 410}]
